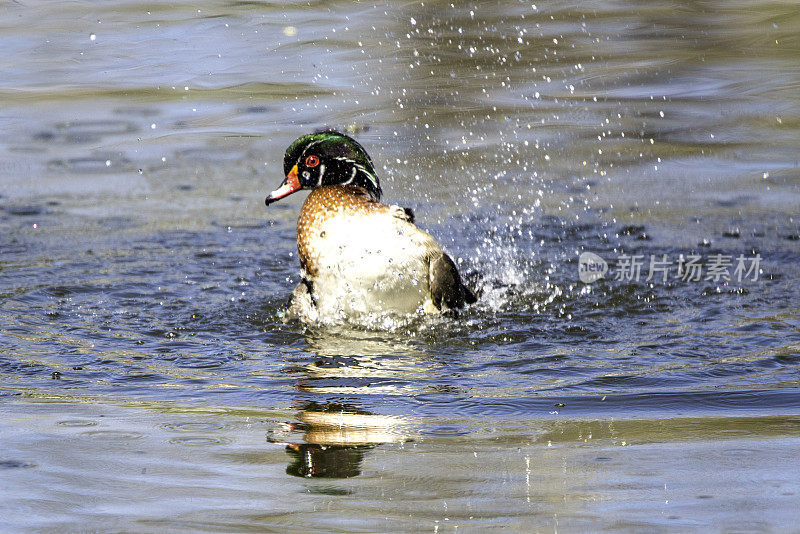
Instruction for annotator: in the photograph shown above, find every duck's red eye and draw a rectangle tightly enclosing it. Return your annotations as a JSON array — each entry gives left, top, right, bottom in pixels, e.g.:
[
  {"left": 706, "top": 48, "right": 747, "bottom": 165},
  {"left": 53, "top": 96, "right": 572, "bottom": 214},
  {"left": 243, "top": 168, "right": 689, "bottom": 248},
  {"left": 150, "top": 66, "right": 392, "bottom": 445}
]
[{"left": 305, "top": 155, "right": 320, "bottom": 168}]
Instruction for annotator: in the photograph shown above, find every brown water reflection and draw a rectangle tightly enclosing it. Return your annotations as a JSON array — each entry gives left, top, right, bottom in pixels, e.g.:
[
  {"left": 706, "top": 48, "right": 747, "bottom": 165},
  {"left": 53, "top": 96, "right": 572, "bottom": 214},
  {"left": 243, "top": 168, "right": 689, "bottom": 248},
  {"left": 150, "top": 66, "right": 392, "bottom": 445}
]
[{"left": 3, "top": 399, "right": 799, "bottom": 531}]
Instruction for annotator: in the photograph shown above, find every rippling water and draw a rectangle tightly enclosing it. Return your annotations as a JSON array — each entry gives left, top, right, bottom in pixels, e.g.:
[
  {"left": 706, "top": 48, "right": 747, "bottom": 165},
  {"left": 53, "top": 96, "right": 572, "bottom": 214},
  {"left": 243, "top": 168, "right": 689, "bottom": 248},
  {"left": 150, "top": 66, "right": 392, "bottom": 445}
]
[{"left": 1, "top": 0, "right": 799, "bottom": 531}]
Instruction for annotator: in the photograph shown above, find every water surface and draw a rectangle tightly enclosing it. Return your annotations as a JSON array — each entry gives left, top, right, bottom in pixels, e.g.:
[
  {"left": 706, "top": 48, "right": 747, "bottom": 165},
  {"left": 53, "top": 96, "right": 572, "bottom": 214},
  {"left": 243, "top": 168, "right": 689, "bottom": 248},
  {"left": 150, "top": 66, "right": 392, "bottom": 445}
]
[{"left": 1, "top": 0, "right": 799, "bottom": 531}]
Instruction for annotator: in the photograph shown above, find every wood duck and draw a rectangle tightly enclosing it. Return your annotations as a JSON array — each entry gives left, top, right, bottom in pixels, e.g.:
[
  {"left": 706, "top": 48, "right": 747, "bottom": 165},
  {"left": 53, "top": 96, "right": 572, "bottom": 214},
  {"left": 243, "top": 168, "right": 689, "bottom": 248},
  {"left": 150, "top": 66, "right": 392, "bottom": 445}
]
[{"left": 266, "top": 131, "right": 476, "bottom": 322}]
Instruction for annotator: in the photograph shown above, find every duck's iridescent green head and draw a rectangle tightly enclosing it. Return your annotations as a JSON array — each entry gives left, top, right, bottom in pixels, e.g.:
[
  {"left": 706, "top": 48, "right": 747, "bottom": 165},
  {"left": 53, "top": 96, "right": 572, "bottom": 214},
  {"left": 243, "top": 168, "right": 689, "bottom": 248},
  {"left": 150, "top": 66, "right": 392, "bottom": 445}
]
[{"left": 265, "top": 131, "right": 381, "bottom": 205}]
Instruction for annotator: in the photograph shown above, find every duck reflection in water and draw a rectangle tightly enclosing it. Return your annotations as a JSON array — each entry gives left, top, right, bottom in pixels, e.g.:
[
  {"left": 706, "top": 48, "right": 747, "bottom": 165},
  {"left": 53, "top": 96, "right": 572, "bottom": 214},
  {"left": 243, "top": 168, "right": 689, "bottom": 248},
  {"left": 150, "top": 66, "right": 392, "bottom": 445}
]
[
  {"left": 275, "top": 322, "right": 429, "bottom": 478},
  {"left": 285, "top": 443, "right": 368, "bottom": 479},
  {"left": 281, "top": 402, "right": 409, "bottom": 479}
]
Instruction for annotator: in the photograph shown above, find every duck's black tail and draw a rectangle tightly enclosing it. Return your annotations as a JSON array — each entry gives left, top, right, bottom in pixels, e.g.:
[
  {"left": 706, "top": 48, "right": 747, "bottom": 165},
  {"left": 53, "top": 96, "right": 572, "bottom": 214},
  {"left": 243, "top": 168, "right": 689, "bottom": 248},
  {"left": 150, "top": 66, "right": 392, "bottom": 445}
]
[{"left": 429, "top": 253, "right": 478, "bottom": 311}]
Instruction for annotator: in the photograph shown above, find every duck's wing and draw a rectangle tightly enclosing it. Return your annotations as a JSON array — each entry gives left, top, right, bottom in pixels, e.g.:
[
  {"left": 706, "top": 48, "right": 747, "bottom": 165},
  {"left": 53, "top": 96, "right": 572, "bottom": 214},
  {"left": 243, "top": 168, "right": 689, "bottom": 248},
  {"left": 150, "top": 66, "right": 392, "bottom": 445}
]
[
  {"left": 387, "top": 204, "right": 415, "bottom": 223},
  {"left": 380, "top": 196, "right": 478, "bottom": 311},
  {"left": 386, "top": 207, "right": 477, "bottom": 311},
  {"left": 429, "top": 252, "right": 478, "bottom": 311}
]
